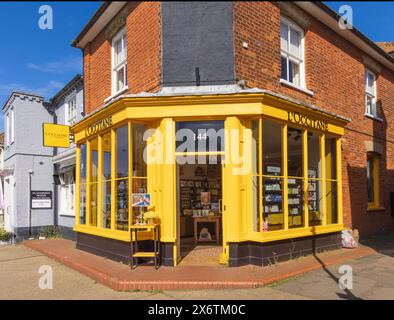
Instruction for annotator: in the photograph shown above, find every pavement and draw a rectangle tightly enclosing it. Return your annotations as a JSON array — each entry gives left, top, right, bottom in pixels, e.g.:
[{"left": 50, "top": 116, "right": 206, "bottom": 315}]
[
  {"left": 23, "top": 237, "right": 374, "bottom": 291},
  {"left": 0, "top": 244, "right": 306, "bottom": 300},
  {"left": 1, "top": 233, "right": 393, "bottom": 299}
]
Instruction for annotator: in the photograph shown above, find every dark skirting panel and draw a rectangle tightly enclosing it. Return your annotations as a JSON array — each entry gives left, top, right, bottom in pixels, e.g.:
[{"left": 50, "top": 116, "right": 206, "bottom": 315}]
[
  {"left": 229, "top": 232, "right": 342, "bottom": 267},
  {"left": 76, "top": 232, "right": 174, "bottom": 266}
]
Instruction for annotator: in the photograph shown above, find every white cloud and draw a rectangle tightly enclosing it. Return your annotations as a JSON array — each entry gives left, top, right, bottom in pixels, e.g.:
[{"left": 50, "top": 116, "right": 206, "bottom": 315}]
[
  {"left": 26, "top": 56, "right": 82, "bottom": 74},
  {"left": 0, "top": 80, "right": 65, "bottom": 100}
]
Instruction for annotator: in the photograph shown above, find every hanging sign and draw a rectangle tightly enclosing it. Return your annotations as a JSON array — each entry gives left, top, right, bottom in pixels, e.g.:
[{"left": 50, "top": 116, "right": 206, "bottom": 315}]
[
  {"left": 43, "top": 123, "right": 70, "bottom": 148},
  {"left": 288, "top": 111, "right": 328, "bottom": 131},
  {"left": 31, "top": 191, "right": 52, "bottom": 209},
  {"left": 132, "top": 193, "right": 151, "bottom": 207}
]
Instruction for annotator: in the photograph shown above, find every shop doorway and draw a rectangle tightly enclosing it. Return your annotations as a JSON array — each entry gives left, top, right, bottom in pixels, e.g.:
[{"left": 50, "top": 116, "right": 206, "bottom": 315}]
[
  {"left": 174, "top": 120, "right": 225, "bottom": 266},
  {"left": 176, "top": 156, "right": 223, "bottom": 266}
]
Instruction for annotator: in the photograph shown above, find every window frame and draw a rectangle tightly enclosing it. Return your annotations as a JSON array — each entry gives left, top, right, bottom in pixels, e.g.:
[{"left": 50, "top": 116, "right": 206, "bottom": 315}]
[
  {"left": 364, "top": 68, "right": 377, "bottom": 118},
  {"left": 111, "top": 27, "right": 128, "bottom": 96},
  {"left": 280, "top": 16, "right": 306, "bottom": 89},
  {"left": 59, "top": 171, "right": 76, "bottom": 216},
  {"left": 65, "top": 92, "right": 77, "bottom": 126}
]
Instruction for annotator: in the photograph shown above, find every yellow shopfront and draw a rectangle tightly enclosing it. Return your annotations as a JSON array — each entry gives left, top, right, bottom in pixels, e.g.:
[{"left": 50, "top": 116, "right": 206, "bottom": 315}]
[{"left": 72, "top": 92, "right": 348, "bottom": 267}]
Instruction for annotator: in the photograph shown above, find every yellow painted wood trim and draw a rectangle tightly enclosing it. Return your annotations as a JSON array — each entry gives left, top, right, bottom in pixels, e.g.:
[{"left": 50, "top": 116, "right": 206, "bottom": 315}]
[
  {"left": 97, "top": 135, "right": 103, "bottom": 228},
  {"left": 110, "top": 129, "right": 116, "bottom": 230},
  {"left": 302, "top": 129, "right": 309, "bottom": 228},
  {"left": 74, "top": 225, "right": 152, "bottom": 242},
  {"left": 336, "top": 138, "right": 343, "bottom": 225},
  {"left": 258, "top": 118, "right": 263, "bottom": 231},
  {"left": 86, "top": 139, "right": 91, "bottom": 226},
  {"left": 320, "top": 134, "right": 327, "bottom": 226},
  {"left": 75, "top": 145, "right": 81, "bottom": 226},
  {"left": 128, "top": 122, "right": 133, "bottom": 230},
  {"left": 232, "top": 224, "right": 344, "bottom": 243},
  {"left": 282, "top": 124, "right": 289, "bottom": 230}
]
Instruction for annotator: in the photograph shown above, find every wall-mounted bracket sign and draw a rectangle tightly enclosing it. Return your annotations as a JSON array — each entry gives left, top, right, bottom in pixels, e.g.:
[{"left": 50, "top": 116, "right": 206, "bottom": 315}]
[
  {"left": 132, "top": 193, "right": 151, "bottom": 207},
  {"left": 43, "top": 123, "right": 71, "bottom": 148},
  {"left": 31, "top": 191, "right": 52, "bottom": 209},
  {"left": 85, "top": 116, "right": 113, "bottom": 137},
  {"left": 288, "top": 111, "right": 328, "bottom": 131}
]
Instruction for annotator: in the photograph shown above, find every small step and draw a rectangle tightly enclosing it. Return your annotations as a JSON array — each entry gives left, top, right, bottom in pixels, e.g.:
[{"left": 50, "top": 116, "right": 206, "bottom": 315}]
[{"left": 132, "top": 252, "right": 156, "bottom": 258}]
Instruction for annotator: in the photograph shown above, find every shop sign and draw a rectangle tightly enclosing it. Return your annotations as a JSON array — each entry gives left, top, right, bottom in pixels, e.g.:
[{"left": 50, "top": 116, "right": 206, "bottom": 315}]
[
  {"left": 288, "top": 111, "right": 328, "bottom": 131},
  {"left": 85, "top": 116, "right": 113, "bottom": 137},
  {"left": 132, "top": 193, "right": 151, "bottom": 207},
  {"left": 31, "top": 191, "right": 52, "bottom": 209},
  {"left": 43, "top": 123, "right": 70, "bottom": 148}
]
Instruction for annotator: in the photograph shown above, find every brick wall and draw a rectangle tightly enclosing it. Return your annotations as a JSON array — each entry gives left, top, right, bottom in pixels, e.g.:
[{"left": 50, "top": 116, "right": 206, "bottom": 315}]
[
  {"left": 234, "top": 1, "right": 394, "bottom": 237},
  {"left": 83, "top": 2, "right": 161, "bottom": 114}
]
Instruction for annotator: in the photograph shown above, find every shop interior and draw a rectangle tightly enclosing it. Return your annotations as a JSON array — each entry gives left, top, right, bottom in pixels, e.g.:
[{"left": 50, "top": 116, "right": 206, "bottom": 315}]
[{"left": 176, "top": 155, "right": 223, "bottom": 265}]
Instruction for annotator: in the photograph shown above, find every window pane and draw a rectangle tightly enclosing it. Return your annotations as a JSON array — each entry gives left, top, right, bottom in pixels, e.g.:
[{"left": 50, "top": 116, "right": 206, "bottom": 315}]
[
  {"left": 326, "top": 181, "right": 338, "bottom": 224},
  {"left": 263, "top": 177, "right": 284, "bottom": 231},
  {"left": 80, "top": 144, "right": 87, "bottom": 183},
  {"left": 308, "top": 132, "right": 321, "bottom": 179},
  {"left": 90, "top": 139, "right": 98, "bottom": 183},
  {"left": 263, "top": 120, "right": 282, "bottom": 175},
  {"left": 289, "top": 60, "right": 300, "bottom": 86},
  {"left": 90, "top": 183, "right": 98, "bottom": 226},
  {"left": 80, "top": 184, "right": 86, "bottom": 224},
  {"left": 102, "top": 181, "right": 111, "bottom": 229},
  {"left": 116, "top": 179, "right": 129, "bottom": 230},
  {"left": 281, "top": 56, "right": 288, "bottom": 81},
  {"left": 288, "top": 178, "right": 304, "bottom": 228},
  {"left": 308, "top": 179, "right": 322, "bottom": 226},
  {"left": 116, "top": 125, "right": 129, "bottom": 178},
  {"left": 115, "top": 38, "right": 122, "bottom": 65},
  {"left": 288, "top": 127, "right": 303, "bottom": 177},
  {"left": 367, "top": 156, "right": 374, "bottom": 203},
  {"left": 131, "top": 178, "right": 147, "bottom": 225},
  {"left": 253, "top": 175, "right": 260, "bottom": 232},
  {"left": 116, "top": 67, "right": 125, "bottom": 92},
  {"left": 102, "top": 132, "right": 111, "bottom": 180},
  {"left": 290, "top": 27, "right": 301, "bottom": 57},
  {"left": 132, "top": 124, "right": 147, "bottom": 177},
  {"left": 325, "top": 136, "right": 337, "bottom": 180},
  {"left": 252, "top": 120, "right": 259, "bottom": 175},
  {"left": 365, "top": 95, "right": 372, "bottom": 114},
  {"left": 280, "top": 22, "right": 288, "bottom": 50}
]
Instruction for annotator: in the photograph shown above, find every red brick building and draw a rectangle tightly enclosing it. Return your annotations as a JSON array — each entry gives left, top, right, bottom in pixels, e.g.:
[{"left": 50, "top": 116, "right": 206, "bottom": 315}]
[{"left": 71, "top": 2, "right": 394, "bottom": 267}]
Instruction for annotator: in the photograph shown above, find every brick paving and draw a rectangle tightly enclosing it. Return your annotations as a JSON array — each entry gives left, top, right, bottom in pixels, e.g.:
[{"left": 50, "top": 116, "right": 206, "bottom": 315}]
[{"left": 24, "top": 239, "right": 375, "bottom": 291}]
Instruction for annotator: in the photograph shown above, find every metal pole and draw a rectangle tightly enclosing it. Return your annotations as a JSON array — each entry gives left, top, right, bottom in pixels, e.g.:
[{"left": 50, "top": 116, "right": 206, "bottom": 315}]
[{"left": 28, "top": 171, "right": 33, "bottom": 236}]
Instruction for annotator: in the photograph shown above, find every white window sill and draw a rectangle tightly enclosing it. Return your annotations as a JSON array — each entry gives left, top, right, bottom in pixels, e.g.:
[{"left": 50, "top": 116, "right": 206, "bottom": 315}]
[
  {"left": 280, "top": 79, "right": 314, "bottom": 97},
  {"left": 104, "top": 86, "right": 129, "bottom": 103},
  {"left": 364, "top": 113, "right": 383, "bottom": 122}
]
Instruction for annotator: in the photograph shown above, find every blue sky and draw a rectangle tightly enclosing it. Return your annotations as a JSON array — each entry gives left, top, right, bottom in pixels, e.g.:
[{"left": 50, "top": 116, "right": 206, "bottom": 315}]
[{"left": 0, "top": 1, "right": 393, "bottom": 131}]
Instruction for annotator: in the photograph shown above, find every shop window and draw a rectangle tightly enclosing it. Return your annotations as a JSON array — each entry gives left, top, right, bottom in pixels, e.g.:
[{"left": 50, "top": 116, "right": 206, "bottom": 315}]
[
  {"left": 307, "top": 132, "right": 323, "bottom": 226},
  {"left": 280, "top": 17, "right": 305, "bottom": 88},
  {"left": 111, "top": 28, "right": 127, "bottom": 95},
  {"left": 287, "top": 126, "right": 304, "bottom": 229},
  {"left": 79, "top": 143, "right": 87, "bottom": 224},
  {"left": 132, "top": 124, "right": 148, "bottom": 225},
  {"left": 365, "top": 68, "right": 377, "bottom": 118},
  {"left": 367, "top": 153, "right": 380, "bottom": 209},
  {"left": 262, "top": 121, "right": 284, "bottom": 231},
  {"left": 102, "top": 132, "right": 111, "bottom": 229},
  {"left": 325, "top": 136, "right": 338, "bottom": 224},
  {"left": 89, "top": 138, "right": 99, "bottom": 227},
  {"left": 59, "top": 171, "right": 75, "bottom": 216},
  {"left": 115, "top": 124, "right": 129, "bottom": 231}
]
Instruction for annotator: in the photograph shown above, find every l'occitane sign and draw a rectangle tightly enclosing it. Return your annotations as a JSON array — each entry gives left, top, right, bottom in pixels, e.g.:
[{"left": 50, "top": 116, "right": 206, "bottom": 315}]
[
  {"left": 43, "top": 123, "right": 70, "bottom": 148},
  {"left": 288, "top": 111, "right": 328, "bottom": 131}
]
